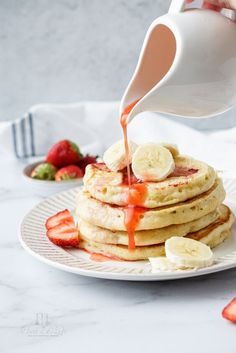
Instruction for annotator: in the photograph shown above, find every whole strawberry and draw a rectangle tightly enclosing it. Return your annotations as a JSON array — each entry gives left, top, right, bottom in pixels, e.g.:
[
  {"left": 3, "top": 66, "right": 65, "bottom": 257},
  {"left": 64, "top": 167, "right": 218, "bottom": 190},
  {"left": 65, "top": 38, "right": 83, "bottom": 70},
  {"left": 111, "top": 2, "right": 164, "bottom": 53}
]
[
  {"left": 31, "top": 163, "right": 57, "bottom": 180},
  {"left": 78, "top": 154, "right": 98, "bottom": 174},
  {"left": 46, "top": 140, "right": 82, "bottom": 168},
  {"left": 55, "top": 165, "right": 83, "bottom": 181}
]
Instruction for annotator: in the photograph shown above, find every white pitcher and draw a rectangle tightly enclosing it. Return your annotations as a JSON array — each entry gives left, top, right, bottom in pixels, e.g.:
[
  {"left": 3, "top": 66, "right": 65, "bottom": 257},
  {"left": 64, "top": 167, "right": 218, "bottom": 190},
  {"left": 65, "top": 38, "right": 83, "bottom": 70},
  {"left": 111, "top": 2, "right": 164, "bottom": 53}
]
[{"left": 120, "top": 0, "right": 236, "bottom": 123}]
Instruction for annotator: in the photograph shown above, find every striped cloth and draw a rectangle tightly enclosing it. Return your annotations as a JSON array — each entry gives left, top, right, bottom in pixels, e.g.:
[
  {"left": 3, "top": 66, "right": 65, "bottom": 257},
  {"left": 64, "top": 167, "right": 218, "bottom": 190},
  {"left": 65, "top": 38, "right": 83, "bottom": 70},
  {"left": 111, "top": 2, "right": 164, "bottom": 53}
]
[
  {"left": 1, "top": 101, "right": 236, "bottom": 177},
  {"left": 0, "top": 102, "right": 120, "bottom": 159},
  {"left": 11, "top": 113, "right": 35, "bottom": 158}
]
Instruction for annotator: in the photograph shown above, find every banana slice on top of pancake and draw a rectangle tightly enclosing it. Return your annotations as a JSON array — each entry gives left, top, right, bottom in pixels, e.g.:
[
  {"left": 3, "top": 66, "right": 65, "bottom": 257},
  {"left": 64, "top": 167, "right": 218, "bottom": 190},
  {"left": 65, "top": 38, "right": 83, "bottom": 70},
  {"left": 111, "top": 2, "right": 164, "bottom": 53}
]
[
  {"left": 159, "top": 143, "right": 179, "bottom": 158},
  {"left": 103, "top": 140, "right": 138, "bottom": 172},
  {"left": 132, "top": 143, "right": 175, "bottom": 181}
]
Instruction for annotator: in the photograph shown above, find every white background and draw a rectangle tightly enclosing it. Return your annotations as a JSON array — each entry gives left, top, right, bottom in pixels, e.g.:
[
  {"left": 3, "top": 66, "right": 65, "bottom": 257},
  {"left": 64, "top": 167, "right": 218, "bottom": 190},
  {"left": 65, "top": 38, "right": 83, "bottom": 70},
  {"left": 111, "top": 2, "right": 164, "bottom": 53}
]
[{"left": 1, "top": 0, "right": 236, "bottom": 130}]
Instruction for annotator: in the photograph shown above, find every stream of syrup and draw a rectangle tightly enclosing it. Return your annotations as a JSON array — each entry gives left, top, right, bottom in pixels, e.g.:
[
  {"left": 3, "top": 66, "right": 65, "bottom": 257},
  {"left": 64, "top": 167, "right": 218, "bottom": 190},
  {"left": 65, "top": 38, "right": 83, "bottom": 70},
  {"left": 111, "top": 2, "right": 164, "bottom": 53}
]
[
  {"left": 120, "top": 99, "right": 148, "bottom": 250},
  {"left": 120, "top": 99, "right": 140, "bottom": 186}
]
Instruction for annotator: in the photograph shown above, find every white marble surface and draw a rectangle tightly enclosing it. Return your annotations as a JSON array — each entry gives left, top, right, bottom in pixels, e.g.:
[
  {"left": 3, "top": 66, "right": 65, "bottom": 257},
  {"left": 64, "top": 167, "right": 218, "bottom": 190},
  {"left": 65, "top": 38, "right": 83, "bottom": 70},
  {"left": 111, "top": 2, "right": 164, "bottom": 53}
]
[{"left": 1, "top": 156, "right": 236, "bottom": 353}]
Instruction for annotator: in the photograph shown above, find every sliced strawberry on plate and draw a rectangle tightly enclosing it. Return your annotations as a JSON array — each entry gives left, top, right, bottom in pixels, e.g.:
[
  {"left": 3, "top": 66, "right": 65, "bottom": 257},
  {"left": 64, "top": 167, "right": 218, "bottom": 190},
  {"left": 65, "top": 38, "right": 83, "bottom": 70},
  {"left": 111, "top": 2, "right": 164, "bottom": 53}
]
[
  {"left": 46, "top": 223, "right": 79, "bottom": 247},
  {"left": 45, "top": 209, "right": 79, "bottom": 247},
  {"left": 45, "top": 209, "right": 73, "bottom": 230},
  {"left": 222, "top": 297, "right": 236, "bottom": 324}
]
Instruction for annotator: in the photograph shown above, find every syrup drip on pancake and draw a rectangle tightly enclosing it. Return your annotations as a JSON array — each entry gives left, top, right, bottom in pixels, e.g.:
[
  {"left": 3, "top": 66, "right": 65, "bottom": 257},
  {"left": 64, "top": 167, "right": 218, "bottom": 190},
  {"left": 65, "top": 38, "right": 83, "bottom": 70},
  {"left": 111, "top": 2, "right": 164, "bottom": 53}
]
[
  {"left": 93, "top": 163, "right": 110, "bottom": 172},
  {"left": 94, "top": 163, "right": 199, "bottom": 183},
  {"left": 169, "top": 167, "right": 198, "bottom": 178},
  {"left": 120, "top": 99, "right": 148, "bottom": 250},
  {"left": 123, "top": 184, "right": 147, "bottom": 249},
  {"left": 120, "top": 99, "right": 141, "bottom": 187}
]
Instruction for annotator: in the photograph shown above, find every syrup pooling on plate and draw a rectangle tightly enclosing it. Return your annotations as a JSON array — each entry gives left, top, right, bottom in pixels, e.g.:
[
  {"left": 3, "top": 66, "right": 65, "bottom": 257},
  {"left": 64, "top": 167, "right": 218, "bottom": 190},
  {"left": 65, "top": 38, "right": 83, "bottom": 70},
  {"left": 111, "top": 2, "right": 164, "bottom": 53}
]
[
  {"left": 81, "top": 248, "right": 121, "bottom": 262},
  {"left": 120, "top": 98, "right": 148, "bottom": 250},
  {"left": 90, "top": 252, "right": 121, "bottom": 262}
]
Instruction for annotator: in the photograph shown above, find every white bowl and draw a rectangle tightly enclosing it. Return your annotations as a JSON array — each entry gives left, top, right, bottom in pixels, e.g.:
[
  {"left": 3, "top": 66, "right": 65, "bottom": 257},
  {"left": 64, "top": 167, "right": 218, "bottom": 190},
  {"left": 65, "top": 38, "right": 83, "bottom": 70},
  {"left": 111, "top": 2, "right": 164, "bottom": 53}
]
[{"left": 23, "top": 161, "right": 83, "bottom": 197}]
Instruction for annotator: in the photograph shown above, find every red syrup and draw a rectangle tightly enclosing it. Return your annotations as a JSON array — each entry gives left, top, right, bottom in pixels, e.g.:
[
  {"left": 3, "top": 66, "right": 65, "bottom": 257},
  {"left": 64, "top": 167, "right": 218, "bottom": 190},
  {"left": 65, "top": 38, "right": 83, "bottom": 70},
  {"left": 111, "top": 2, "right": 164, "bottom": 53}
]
[{"left": 120, "top": 99, "right": 148, "bottom": 250}]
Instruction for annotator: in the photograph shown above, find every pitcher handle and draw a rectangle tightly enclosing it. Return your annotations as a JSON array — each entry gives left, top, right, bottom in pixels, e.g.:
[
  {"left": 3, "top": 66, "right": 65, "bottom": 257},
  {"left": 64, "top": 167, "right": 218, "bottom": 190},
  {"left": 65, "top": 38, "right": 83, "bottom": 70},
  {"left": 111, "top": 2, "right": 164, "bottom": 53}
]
[{"left": 168, "top": 0, "right": 186, "bottom": 14}]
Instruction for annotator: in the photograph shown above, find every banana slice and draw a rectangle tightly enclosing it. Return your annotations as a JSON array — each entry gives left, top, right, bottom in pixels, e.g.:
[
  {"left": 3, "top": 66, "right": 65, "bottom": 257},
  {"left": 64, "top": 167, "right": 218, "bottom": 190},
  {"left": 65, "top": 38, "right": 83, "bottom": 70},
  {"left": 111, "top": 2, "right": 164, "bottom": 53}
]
[
  {"left": 103, "top": 140, "right": 138, "bottom": 172},
  {"left": 165, "top": 236, "right": 213, "bottom": 268},
  {"left": 149, "top": 257, "right": 189, "bottom": 272},
  {"left": 160, "top": 143, "right": 179, "bottom": 158},
  {"left": 132, "top": 144, "right": 175, "bottom": 182}
]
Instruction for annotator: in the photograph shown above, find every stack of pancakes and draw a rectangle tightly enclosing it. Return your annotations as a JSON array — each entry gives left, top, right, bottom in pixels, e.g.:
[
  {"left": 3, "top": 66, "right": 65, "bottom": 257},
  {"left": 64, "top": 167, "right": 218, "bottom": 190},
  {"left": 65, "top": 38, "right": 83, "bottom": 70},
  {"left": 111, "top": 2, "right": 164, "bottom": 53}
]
[{"left": 76, "top": 155, "right": 234, "bottom": 261}]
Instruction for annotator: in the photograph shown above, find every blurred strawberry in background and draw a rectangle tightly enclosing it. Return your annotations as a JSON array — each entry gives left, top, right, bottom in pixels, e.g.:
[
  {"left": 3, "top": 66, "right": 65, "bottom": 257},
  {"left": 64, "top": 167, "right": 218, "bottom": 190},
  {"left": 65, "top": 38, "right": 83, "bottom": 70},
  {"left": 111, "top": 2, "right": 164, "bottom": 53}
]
[
  {"left": 78, "top": 154, "right": 98, "bottom": 174},
  {"left": 46, "top": 140, "right": 82, "bottom": 168},
  {"left": 31, "top": 139, "right": 98, "bottom": 181}
]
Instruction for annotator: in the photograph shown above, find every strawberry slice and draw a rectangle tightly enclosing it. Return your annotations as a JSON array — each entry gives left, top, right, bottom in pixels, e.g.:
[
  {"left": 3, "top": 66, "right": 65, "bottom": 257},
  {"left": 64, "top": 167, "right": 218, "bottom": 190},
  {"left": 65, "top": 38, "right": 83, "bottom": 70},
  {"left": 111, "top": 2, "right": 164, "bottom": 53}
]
[
  {"left": 46, "top": 223, "right": 79, "bottom": 247},
  {"left": 55, "top": 165, "right": 83, "bottom": 181},
  {"left": 45, "top": 209, "right": 79, "bottom": 247},
  {"left": 45, "top": 209, "right": 73, "bottom": 230},
  {"left": 222, "top": 297, "right": 236, "bottom": 324}
]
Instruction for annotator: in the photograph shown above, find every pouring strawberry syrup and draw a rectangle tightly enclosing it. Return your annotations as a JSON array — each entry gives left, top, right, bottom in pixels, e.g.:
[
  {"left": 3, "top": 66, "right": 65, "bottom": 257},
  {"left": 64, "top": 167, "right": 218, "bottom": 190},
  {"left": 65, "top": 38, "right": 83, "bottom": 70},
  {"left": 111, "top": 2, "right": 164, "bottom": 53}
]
[
  {"left": 120, "top": 99, "right": 140, "bottom": 187},
  {"left": 120, "top": 99, "right": 148, "bottom": 250}
]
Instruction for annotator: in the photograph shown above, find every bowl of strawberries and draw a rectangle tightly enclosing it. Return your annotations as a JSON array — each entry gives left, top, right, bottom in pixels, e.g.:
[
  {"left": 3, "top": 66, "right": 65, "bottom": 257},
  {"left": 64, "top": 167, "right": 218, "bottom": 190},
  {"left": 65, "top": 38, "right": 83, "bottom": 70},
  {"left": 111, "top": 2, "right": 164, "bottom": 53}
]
[{"left": 23, "top": 139, "right": 98, "bottom": 196}]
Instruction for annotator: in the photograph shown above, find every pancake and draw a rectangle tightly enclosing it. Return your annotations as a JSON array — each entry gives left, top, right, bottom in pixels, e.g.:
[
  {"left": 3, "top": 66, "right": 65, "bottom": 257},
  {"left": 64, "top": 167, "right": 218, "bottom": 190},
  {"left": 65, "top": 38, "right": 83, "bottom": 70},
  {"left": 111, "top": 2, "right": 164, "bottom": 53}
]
[
  {"left": 83, "top": 156, "right": 216, "bottom": 208},
  {"left": 78, "top": 206, "right": 234, "bottom": 261},
  {"left": 76, "top": 178, "right": 225, "bottom": 231},
  {"left": 77, "top": 208, "right": 220, "bottom": 246}
]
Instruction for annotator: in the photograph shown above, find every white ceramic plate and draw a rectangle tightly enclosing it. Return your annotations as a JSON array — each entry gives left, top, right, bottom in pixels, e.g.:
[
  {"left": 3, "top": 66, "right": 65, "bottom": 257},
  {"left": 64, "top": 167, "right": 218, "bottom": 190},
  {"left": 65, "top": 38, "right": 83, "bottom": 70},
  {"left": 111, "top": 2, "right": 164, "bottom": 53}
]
[{"left": 19, "top": 179, "right": 236, "bottom": 281}]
